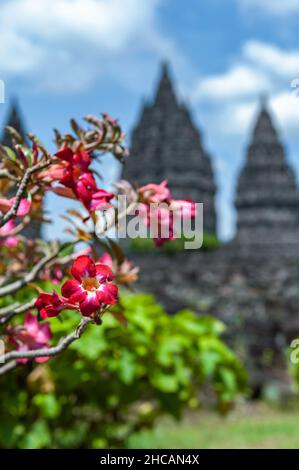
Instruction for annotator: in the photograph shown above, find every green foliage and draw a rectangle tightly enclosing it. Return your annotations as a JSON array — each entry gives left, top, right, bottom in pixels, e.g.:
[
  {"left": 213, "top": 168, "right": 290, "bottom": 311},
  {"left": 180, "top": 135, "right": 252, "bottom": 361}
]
[
  {"left": 130, "top": 233, "right": 220, "bottom": 253},
  {"left": 0, "top": 293, "right": 246, "bottom": 448}
]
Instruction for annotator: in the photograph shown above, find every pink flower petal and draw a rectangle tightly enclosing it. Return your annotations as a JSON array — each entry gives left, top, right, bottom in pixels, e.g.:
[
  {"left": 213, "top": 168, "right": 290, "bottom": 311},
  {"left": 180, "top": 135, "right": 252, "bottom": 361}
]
[
  {"left": 36, "top": 322, "right": 52, "bottom": 344},
  {"left": 16, "top": 198, "right": 31, "bottom": 216},
  {"left": 35, "top": 355, "right": 50, "bottom": 363},
  {"left": 79, "top": 292, "right": 101, "bottom": 316},
  {"left": 98, "top": 252, "right": 113, "bottom": 268},
  {"left": 50, "top": 186, "right": 77, "bottom": 199},
  {"left": 24, "top": 312, "right": 39, "bottom": 337},
  {"left": 0, "top": 197, "right": 30, "bottom": 216}
]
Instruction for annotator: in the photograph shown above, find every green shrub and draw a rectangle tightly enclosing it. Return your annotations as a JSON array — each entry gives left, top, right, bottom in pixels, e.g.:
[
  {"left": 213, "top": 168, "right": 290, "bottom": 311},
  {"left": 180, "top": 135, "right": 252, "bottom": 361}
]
[
  {"left": 0, "top": 293, "right": 246, "bottom": 448},
  {"left": 130, "top": 233, "right": 220, "bottom": 253}
]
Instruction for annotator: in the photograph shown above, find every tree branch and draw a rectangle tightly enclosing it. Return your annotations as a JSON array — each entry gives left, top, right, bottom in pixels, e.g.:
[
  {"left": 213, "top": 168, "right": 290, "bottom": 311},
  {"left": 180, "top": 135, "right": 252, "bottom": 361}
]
[
  {"left": 0, "top": 239, "right": 81, "bottom": 298},
  {"left": 0, "top": 250, "right": 60, "bottom": 297},
  {"left": 0, "top": 299, "right": 37, "bottom": 325},
  {"left": 0, "top": 160, "right": 50, "bottom": 228},
  {"left": 0, "top": 317, "right": 93, "bottom": 374},
  {"left": 0, "top": 169, "right": 18, "bottom": 181}
]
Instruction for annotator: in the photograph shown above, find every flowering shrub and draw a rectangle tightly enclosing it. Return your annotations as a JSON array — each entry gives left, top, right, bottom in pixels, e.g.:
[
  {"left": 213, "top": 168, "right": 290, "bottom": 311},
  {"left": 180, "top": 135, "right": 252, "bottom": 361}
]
[
  {"left": 0, "top": 113, "right": 195, "bottom": 369},
  {"left": 0, "top": 112, "right": 246, "bottom": 447},
  {"left": 0, "top": 293, "right": 247, "bottom": 449}
]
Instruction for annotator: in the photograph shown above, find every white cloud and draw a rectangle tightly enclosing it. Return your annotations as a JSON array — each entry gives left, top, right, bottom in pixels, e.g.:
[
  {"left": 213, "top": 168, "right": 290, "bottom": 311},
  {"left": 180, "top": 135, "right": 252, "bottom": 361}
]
[
  {"left": 193, "top": 38, "right": 299, "bottom": 138},
  {"left": 216, "top": 92, "right": 299, "bottom": 138},
  {"left": 218, "top": 101, "right": 257, "bottom": 135},
  {"left": 240, "top": 0, "right": 299, "bottom": 15},
  {"left": 1, "top": 0, "right": 159, "bottom": 50},
  {"left": 244, "top": 41, "right": 299, "bottom": 79},
  {"left": 0, "top": 0, "right": 172, "bottom": 92},
  {"left": 271, "top": 92, "right": 299, "bottom": 134},
  {"left": 193, "top": 65, "right": 270, "bottom": 102}
]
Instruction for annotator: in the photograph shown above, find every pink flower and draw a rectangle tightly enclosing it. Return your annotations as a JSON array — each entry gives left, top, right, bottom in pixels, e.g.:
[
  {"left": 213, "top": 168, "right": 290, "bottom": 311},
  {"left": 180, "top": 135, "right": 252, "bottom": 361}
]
[
  {"left": 99, "top": 253, "right": 139, "bottom": 284},
  {"left": 40, "top": 266, "right": 64, "bottom": 285},
  {"left": 0, "top": 197, "right": 31, "bottom": 216},
  {"left": 98, "top": 252, "right": 113, "bottom": 268},
  {"left": 61, "top": 255, "right": 118, "bottom": 317},
  {"left": 170, "top": 199, "right": 197, "bottom": 219},
  {"left": 137, "top": 180, "right": 197, "bottom": 246},
  {"left": 8, "top": 312, "right": 52, "bottom": 364},
  {"left": 37, "top": 163, "right": 67, "bottom": 183},
  {"left": 0, "top": 220, "right": 18, "bottom": 247},
  {"left": 138, "top": 180, "right": 171, "bottom": 203},
  {"left": 35, "top": 291, "right": 77, "bottom": 319}
]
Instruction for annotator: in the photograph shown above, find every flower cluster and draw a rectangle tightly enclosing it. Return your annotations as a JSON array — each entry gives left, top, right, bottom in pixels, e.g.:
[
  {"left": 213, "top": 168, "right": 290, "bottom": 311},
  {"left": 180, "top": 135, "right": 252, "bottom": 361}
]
[
  {"left": 47, "top": 147, "right": 114, "bottom": 213},
  {"left": 35, "top": 255, "right": 118, "bottom": 319},
  {"left": 0, "top": 114, "right": 198, "bottom": 370},
  {"left": 7, "top": 312, "right": 52, "bottom": 364},
  {"left": 137, "top": 180, "right": 197, "bottom": 246}
]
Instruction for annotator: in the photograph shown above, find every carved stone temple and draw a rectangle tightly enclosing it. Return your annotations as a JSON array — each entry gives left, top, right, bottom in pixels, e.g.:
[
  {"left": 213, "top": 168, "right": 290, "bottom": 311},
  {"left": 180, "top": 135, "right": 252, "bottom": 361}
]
[
  {"left": 1, "top": 98, "right": 27, "bottom": 147},
  {"left": 123, "top": 64, "right": 299, "bottom": 394},
  {"left": 235, "top": 100, "right": 299, "bottom": 255},
  {"left": 123, "top": 63, "right": 217, "bottom": 234}
]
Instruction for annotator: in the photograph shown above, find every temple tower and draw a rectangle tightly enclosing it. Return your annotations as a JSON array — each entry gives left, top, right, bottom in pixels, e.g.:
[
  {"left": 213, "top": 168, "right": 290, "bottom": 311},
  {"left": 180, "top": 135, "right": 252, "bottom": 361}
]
[
  {"left": 1, "top": 98, "right": 27, "bottom": 146},
  {"left": 123, "top": 63, "right": 217, "bottom": 234},
  {"left": 235, "top": 99, "right": 299, "bottom": 253}
]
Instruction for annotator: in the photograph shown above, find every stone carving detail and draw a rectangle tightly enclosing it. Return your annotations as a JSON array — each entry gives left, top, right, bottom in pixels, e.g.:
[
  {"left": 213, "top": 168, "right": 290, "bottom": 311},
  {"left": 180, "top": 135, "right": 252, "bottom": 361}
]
[{"left": 122, "top": 63, "right": 217, "bottom": 234}]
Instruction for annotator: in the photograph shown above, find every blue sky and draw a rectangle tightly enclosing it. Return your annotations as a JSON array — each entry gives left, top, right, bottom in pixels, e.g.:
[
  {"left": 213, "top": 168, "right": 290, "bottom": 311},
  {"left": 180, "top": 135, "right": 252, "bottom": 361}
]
[{"left": 1, "top": 0, "right": 299, "bottom": 240}]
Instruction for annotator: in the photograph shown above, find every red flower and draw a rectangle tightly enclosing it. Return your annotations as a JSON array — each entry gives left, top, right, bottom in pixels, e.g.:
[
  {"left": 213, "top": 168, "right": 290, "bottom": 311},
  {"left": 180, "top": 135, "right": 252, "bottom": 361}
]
[
  {"left": 35, "top": 291, "right": 77, "bottom": 319},
  {"left": 8, "top": 312, "right": 52, "bottom": 364},
  {"left": 74, "top": 173, "right": 114, "bottom": 212},
  {"left": 51, "top": 147, "right": 114, "bottom": 213},
  {"left": 56, "top": 147, "right": 91, "bottom": 171},
  {"left": 61, "top": 255, "right": 118, "bottom": 317}
]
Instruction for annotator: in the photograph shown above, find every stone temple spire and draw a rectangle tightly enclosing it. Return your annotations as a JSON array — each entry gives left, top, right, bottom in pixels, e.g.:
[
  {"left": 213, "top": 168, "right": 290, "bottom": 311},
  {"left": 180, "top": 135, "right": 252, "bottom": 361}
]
[
  {"left": 154, "top": 62, "right": 177, "bottom": 108},
  {"left": 122, "top": 62, "right": 217, "bottom": 234},
  {"left": 235, "top": 99, "right": 299, "bottom": 253},
  {"left": 1, "top": 98, "right": 27, "bottom": 147}
]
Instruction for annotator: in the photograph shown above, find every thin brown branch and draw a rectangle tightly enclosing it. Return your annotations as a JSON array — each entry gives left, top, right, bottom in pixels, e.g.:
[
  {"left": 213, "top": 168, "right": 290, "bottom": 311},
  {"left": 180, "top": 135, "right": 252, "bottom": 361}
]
[
  {"left": 0, "top": 251, "right": 57, "bottom": 297},
  {"left": 0, "top": 317, "right": 93, "bottom": 374},
  {"left": 0, "top": 160, "right": 50, "bottom": 228},
  {"left": 0, "top": 299, "right": 37, "bottom": 325},
  {"left": 0, "top": 169, "right": 18, "bottom": 181},
  {"left": 0, "top": 238, "right": 81, "bottom": 298}
]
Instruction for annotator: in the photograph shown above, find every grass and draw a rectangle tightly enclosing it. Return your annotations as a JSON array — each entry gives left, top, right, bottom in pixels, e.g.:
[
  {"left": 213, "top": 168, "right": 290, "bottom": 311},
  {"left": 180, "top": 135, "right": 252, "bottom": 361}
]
[{"left": 129, "top": 402, "right": 299, "bottom": 449}]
